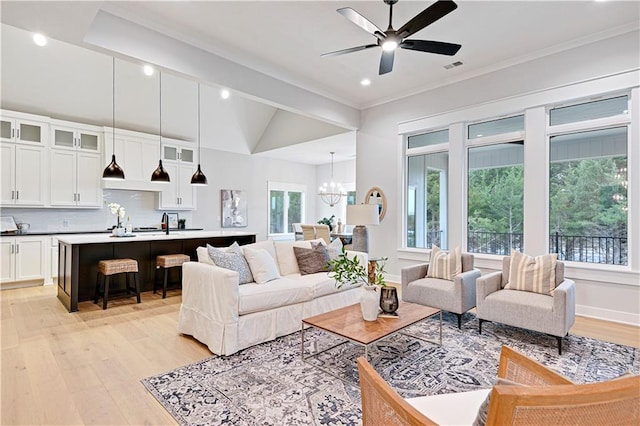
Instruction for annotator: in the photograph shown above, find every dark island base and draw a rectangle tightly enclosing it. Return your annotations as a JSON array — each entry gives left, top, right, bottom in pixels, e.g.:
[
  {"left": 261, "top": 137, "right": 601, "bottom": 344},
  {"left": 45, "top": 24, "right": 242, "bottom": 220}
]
[{"left": 58, "top": 235, "right": 255, "bottom": 312}]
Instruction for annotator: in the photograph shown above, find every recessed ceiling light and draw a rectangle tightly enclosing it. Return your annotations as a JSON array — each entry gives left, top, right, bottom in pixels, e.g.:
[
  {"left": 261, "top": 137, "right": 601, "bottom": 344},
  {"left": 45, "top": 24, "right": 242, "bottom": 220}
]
[
  {"left": 33, "top": 33, "right": 47, "bottom": 47},
  {"left": 360, "top": 78, "right": 371, "bottom": 86},
  {"left": 143, "top": 65, "right": 155, "bottom": 76},
  {"left": 220, "top": 89, "right": 230, "bottom": 99}
]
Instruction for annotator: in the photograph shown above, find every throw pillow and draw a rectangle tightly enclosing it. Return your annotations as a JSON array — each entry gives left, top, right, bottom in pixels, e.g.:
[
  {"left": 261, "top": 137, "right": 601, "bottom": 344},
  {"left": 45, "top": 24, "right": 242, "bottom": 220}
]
[
  {"left": 274, "top": 239, "right": 324, "bottom": 276},
  {"left": 473, "top": 377, "right": 524, "bottom": 426},
  {"left": 294, "top": 243, "right": 330, "bottom": 275},
  {"left": 243, "top": 247, "right": 281, "bottom": 284},
  {"left": 326, "top": 237, "right": 343, "bottom": 261},
  {"left": 207, "top": 243, "right": 254, "bottom": 284},
  {"left": 426, "top": 245, "right": 462, "bottom": 280},
  {"left": 505, "top": 250, "right": 557, "bottom": 295}
]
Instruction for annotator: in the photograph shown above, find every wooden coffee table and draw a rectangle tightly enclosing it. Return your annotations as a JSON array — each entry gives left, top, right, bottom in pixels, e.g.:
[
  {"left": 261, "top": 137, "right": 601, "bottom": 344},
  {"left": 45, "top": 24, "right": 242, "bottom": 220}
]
[{"left": 301, "top": 302, "right": 442, "bottom": 362}]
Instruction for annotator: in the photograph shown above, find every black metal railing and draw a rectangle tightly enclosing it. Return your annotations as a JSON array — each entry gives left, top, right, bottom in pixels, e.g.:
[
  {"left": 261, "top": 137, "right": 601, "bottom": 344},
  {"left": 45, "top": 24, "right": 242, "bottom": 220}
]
[
  {"left": 466, "top": 231, "right": 627, "bottom": 265},
  {"left": 550, "top": 232, "right": 627, "bottom": 265},
  {"left": 467, "top": 231, "right": 523, "bottom": 256}
]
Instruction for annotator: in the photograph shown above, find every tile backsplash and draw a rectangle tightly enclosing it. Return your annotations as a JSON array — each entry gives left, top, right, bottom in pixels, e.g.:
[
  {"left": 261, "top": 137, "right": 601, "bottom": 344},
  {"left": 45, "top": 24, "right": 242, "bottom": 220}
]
[{"left": 2, "top": 190, "right": 193, "bottom": 233}]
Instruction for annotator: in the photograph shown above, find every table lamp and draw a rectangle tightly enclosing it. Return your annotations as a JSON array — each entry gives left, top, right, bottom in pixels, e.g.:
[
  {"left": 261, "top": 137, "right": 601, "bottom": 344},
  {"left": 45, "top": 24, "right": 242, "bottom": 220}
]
[{"left": 347, "top": 204, "right": 379, "bottom": 253}]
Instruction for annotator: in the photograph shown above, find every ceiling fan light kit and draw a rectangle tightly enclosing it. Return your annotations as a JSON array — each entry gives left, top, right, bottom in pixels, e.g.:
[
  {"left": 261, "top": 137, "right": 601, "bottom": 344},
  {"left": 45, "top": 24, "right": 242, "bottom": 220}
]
[{"left": 323, "top": 0, "right": 462, "bottom": 75}]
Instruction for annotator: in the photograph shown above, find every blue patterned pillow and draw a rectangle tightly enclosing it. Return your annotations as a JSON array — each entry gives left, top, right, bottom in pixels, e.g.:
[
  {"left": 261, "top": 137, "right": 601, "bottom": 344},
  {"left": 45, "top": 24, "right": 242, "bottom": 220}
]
[{"left": 207, "top": 243, "right": 254, "bottom": 284}]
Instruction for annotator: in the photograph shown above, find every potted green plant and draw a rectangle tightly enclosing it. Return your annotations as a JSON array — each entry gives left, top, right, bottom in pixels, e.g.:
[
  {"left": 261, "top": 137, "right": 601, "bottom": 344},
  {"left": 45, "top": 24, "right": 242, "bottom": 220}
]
[
  {"left": 317, "top": 214, "right": 335, "bottom": 231},
  {"left": 328, "top": 251, "right": 388, "bottom": 321}
]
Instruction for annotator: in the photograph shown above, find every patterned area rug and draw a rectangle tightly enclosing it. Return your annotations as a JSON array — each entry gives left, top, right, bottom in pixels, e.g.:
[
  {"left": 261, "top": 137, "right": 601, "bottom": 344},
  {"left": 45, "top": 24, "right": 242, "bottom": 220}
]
[{"left": 142, "top": 313, "right": 639, "bottom": 425}]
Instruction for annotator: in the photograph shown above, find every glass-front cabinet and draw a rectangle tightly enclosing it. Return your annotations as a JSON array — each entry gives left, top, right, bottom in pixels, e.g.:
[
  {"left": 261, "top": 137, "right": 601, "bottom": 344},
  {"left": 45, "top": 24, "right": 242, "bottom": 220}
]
[{"left": 0, "top": 112, "right": 46, "bottom": 145}]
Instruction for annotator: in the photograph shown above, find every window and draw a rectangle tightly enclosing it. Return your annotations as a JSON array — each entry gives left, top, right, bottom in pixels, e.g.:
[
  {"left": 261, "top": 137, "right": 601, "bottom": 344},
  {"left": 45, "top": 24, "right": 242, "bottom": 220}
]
[
  {"left": 467, "top": 142, "right": 524, "bottom": 255},
  {"left": 268, "top": 182, "right": 305, "bottom": 236},
  {"left": 549, "top": 127, "right": 628, "bottom": 265},
  {"left": 407, "top": 152, "right": 449, "bottom": 249},
  {"left": 466, "top": 115, "right": 525, "bottom": 256},
  {"left": 408, "top": 129, "right": 448, "bottom": 149},
  {"left": 549, "top": 96, "right": 628, "bottom": 126}
]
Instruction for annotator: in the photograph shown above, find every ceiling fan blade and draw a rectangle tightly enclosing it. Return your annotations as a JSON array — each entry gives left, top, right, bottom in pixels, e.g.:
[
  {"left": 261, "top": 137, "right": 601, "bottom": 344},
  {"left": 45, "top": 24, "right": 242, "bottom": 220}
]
[
  {"left": 379, "top": 50, "right": 395, "bottom": 75},
  {"left": 397, "top": 0, "right": 458, "bottom": 39},
  {"left": 337, "top": 7, "right": 386, "bottom": 40},
  {"left": 322, "top": 44, "right": 378, "bottom": 57},
  {"left": 400, "top": 39, "right": 461, "bottom": 56}
]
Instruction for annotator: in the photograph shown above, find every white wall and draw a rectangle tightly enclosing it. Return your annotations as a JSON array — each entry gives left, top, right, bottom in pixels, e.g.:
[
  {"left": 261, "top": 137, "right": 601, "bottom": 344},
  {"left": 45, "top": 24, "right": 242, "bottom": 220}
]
[
  {"left": 190, "top": 148, "right": 319, "bottom": 241},
  {"left": 358, "top": 30, "right": 640, "bottom": 324}
]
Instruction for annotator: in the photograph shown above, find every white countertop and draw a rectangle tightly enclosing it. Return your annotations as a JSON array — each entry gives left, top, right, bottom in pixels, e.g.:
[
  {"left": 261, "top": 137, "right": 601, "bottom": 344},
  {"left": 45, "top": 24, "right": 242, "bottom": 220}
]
[{"left": 56, "top": 230, "right": 255, "bottom": 245}]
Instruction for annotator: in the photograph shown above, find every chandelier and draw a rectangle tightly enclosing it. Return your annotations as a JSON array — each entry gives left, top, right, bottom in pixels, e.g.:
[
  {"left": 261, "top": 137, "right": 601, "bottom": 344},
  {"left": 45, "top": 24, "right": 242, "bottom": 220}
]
[{"left": 318, "top": 152, "right": 346, "bottom": 207}]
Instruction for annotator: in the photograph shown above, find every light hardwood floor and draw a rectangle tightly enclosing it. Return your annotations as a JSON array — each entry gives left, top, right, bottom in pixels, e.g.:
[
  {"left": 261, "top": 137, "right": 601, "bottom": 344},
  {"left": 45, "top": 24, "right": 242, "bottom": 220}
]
[{"left": 1, "top": 285, "right": 638, "bottom": 425}]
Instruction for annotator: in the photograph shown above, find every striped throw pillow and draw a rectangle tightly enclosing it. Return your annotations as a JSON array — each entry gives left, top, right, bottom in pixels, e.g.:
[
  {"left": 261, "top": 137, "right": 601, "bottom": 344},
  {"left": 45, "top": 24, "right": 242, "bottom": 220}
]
[
  {"left": 505, "top": 250, "right": 557, "bottom": 295},
  {"left": 426, "top": 245, "right": 462, "bottom": 281}
]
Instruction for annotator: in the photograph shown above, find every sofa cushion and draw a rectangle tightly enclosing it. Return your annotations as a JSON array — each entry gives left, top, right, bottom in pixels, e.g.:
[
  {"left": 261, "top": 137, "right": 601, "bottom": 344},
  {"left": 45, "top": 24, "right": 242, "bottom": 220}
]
[
  {"left": 274, "top": 239, "right": 324, "bottom": 276},
  {"left": 505, "top": 250, "right": 557, "bottom": 295},
  {"left": 426, "top": 245, "right": 462, "bottom": 280},
  {"left": 207, "top": 243, "right": 253, "bottom": 284},
  {"left": 238, "top": 277, "right": 314, "bottom": 315},
  {"left": 294, "top": 243, "right": 330, "bottom": 275},
  {"left": 326, "top": 237, "right": 343, "bottom": 260},
  {"left": 241, "top": 239, "right": 278, "bottom": 262},
  {"left": 406, "top": 276, "right": 455, "bottom": 308},
  {"left": 243, "top": 247, "right": 281, "bottom": 284}
]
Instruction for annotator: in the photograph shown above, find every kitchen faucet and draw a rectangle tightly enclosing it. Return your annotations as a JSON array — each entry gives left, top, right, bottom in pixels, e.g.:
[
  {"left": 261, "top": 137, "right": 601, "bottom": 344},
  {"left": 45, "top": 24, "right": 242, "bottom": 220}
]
[{"left": 162, "top": 212, "right": 170, "bottom": 235}]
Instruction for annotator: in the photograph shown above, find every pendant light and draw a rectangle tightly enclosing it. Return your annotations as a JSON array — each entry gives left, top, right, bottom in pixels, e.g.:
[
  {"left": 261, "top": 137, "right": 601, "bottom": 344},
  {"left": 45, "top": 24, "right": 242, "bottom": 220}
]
[
  {"left": 190, "top": 83, "right": 208, "bottom": 186},
  {"left": 318, "top": 152, "right": 346, "bottom": 206},
  {"left": 102, "top": 57, "right": 125, "bottom": 180},
  {"left": 151, "top": 71, "right": 170, "bottom": 182}
]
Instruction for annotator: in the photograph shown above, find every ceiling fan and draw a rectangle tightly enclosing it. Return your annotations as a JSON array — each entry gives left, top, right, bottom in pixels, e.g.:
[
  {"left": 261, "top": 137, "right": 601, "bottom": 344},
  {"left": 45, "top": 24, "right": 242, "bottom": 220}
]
[{"left": 322, "top": 0, "right": 462, "bottom": 75}]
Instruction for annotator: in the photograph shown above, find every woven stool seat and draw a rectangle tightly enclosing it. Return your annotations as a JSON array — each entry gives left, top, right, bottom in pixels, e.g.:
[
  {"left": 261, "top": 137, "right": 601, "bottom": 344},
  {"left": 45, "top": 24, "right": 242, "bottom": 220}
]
[
  {"left": 95, "top": 258, "right": 140, "bottom": 309},
  {"left": 156, "top": 254, "right": 190, "bottom": 268},
  {"left": 98, "top": 258, "right": 138, "bottom": 275},
  {"left": 154, "top": 253, "right": 189, "bottom": 298}
]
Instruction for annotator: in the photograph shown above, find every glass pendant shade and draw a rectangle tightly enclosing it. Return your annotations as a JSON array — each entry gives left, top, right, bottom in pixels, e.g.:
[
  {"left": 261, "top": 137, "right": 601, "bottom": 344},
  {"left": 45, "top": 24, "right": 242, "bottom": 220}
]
[
  {"left": 102, "top": 57, "right": 125, "bottom": 180},
  {"left": 151, "top": 159, "right": 170, "bottom": 182},
  {"left": 190, "top": 164, "right": 208, "bottom": 186}
]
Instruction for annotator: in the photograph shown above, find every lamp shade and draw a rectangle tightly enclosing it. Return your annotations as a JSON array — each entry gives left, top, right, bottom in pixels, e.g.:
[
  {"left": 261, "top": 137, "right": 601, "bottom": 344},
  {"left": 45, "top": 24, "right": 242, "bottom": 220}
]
[{"left": 347, "top": 204, "right": 379, "bottom": 226}]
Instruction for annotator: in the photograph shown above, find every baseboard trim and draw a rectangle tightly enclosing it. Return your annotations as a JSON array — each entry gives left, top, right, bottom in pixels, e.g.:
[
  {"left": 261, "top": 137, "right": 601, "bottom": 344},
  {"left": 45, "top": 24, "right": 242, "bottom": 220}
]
[{"left": 576, "top": 305, "right": 640, "bottom": 326}]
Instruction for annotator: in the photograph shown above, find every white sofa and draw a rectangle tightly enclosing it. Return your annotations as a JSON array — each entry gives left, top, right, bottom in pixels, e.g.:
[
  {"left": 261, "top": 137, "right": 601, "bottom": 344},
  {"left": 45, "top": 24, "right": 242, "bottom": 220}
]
[{"left": 178, "top": 239, "right": 367, "bottom": 356}]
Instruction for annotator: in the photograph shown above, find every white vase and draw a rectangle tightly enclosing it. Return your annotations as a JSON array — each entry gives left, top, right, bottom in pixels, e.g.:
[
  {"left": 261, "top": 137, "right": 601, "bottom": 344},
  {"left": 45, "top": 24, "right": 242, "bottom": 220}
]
[{"left": 360, "top": 285, "right": 380, "bottom": 321}]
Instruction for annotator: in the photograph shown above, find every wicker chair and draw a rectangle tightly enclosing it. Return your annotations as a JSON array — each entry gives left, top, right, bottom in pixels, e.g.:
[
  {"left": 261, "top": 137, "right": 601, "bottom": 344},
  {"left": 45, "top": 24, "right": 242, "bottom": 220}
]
[{"left": 357, "top": 346, "right": 639, "bottom": 425}]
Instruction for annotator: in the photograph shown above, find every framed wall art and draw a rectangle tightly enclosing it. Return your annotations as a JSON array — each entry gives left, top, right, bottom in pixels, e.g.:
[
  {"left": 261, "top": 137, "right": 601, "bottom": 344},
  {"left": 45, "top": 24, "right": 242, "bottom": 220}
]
[{"left": 221, "top": 189, "right": 248, "bottom": 228}]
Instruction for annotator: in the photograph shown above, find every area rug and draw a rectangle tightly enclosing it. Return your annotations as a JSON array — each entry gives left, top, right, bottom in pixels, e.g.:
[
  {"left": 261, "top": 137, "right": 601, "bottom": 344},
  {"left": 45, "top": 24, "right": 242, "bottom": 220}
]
[{"left": 142, "top": 313, "right": 639, "bottom": 425}]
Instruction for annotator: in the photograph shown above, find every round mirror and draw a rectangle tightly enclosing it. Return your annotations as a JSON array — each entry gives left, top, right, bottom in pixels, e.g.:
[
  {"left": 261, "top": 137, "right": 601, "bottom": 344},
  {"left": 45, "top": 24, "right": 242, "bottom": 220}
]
[{"left": 364, "top": 187, "right": 386, "bottom": 222}]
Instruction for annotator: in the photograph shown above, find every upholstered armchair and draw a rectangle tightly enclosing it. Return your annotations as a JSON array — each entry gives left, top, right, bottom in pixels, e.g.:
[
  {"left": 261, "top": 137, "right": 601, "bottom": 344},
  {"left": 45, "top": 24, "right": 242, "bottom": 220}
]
[
  {"left": 401, "top": 252, "right": 480, "bottom": 328},
  {"left": 476, "top": 256, "right": 576, "bottom": 354}
]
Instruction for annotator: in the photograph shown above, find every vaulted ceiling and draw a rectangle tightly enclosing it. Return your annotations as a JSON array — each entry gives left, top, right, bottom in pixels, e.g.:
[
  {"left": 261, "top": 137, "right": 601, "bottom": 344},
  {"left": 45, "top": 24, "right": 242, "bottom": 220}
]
[{"left": 1, "top": 1, "right": 638, "bottom": 164}]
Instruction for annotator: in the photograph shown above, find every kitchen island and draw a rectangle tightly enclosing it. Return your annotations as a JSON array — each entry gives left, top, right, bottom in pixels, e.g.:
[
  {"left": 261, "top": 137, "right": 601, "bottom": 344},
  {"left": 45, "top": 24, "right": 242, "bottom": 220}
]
[{"left": 57, "top": 231, "right": 255, "bottom": 312}]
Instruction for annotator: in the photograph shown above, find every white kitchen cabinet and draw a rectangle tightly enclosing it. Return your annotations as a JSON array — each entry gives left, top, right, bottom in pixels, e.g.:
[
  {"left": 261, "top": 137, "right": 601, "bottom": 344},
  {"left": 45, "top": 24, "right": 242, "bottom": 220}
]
[
  {"left": 0, "top": 236, "right": 45, "bottom": 284},
  {"left": 0, "top": 111, "right": 47, "bottom": 146},
  {"left": 51, "top": 124, "right": 101, "bottom": 153},
  {"left": 102, "top": 129, "right": 167, "bottom": 191},
  {"left": 49, "top": 149, "right": 102, "bottom": 207},
  {"left": 158, "top": 140, "right": 197, "bottom": 210},
  {"left": 0, "top": 142, "right": 46, "bottom": 206},
  {"left": 49, "top": 236, "right": 59, "bottom": 286},
  {"left": 49, "top": 121, "right": 102, "bottom": 208},
  {"left": 157, "top": 162, "right": 196, "bottom": 209}
]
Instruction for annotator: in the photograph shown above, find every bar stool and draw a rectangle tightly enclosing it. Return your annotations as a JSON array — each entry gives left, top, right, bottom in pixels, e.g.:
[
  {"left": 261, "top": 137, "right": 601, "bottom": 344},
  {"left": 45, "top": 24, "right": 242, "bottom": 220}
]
[
  {"left": 94, "top": 258, "right": 140, "bottom": 310},
  {"left": 154, "top": 254, "right": 190, "bottom": 298}
]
